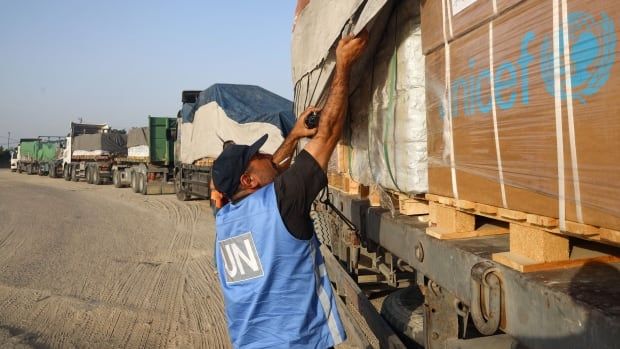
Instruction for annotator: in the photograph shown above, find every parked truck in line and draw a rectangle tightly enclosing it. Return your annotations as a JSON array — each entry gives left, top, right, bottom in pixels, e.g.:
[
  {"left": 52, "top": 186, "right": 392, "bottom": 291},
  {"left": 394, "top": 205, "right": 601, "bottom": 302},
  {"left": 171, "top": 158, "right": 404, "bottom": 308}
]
[
  {"left": 10, "top": 149, "right": 18, "bottom": 172},
  {"left": 111, "top": 116, "right": 177, "bottom": 195},
  {"left": 63, "top": 122, "right": 127, "bottom": 184},
  {"left": 16, "top": 138, "right": 40, "bottom": 174},
  {"left": 173, "top": 90, "right": 210, "bottom": 201},
  {"left": 173, "top": 84, "right": 295, "bottom": 202},
  {"left": 37, "top": 137, "right": 65, "bottom": 178}
]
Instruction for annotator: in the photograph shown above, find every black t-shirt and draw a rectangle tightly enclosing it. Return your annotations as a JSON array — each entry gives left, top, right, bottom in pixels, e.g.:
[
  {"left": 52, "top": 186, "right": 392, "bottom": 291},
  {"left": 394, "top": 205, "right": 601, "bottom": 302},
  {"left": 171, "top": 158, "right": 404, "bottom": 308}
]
[{"left": 274, "top": 150, "right": 327, "bottom": 240}]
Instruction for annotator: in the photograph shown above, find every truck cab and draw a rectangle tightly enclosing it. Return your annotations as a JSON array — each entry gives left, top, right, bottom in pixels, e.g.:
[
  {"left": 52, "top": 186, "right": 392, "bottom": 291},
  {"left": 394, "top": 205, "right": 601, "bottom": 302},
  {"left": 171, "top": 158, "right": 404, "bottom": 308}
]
[{"left": 10, "top": 148, "right": 18, "bottom": 171}]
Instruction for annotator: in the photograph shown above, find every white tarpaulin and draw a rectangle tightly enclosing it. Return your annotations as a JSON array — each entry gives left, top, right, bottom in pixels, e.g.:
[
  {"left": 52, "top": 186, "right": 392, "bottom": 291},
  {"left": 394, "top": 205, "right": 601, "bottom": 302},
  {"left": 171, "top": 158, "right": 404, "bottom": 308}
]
[{"left": 179, "top": 102, "right": 286, "bottom": 164}]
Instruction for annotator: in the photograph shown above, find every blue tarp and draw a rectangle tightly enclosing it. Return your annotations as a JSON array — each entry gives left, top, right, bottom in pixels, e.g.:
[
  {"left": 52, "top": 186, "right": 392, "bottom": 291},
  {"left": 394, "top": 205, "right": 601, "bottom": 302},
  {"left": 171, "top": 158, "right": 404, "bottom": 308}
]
[{"left": 183, "top": 84, "right": 295, "bottom": 137}]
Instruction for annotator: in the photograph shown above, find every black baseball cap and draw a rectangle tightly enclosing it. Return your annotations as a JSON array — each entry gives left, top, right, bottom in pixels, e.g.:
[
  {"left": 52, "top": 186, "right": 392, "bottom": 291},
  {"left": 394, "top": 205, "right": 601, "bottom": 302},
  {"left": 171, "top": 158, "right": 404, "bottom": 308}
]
[{"left": 212, "top": 134, "right": 268, "bottom": 198}]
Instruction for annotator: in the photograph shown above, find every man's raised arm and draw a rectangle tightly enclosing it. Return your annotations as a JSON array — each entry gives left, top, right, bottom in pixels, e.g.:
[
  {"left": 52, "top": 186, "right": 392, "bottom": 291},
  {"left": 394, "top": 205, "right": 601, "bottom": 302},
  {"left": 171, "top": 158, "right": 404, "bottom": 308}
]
[{"left": 304, "top": 30, "right": 368, "bottom": 170}]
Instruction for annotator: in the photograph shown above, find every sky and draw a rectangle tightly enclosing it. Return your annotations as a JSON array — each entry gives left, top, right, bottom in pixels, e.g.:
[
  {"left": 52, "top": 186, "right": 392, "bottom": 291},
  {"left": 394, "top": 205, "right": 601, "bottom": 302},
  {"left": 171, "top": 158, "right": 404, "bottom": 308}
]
[{"left": 0, "top": 0, "right": 296, "bottom": 148}]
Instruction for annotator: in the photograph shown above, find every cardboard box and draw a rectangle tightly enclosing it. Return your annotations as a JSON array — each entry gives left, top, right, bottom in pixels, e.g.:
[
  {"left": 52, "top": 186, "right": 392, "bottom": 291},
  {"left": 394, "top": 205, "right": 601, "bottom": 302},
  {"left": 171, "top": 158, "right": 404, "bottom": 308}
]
[
  {"left": 426, "top": 0, "right": 620, "bottom": 230},
  {"left": 421, "top": 0, "right": 525, "bottom": 54}
]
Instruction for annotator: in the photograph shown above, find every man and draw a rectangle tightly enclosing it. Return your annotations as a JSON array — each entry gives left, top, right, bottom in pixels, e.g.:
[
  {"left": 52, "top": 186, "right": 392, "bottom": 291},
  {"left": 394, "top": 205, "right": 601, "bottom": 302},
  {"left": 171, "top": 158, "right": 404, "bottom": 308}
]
[{"left": 212, "top": 31, "right": 368, "bottom": 348}]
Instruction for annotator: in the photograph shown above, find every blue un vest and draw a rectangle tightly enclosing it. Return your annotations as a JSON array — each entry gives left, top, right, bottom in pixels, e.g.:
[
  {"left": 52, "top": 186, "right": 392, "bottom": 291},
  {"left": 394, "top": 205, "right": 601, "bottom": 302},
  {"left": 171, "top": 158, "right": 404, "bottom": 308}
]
[{"left": 215, "top": 183, "right": 346, "bottom": 348}]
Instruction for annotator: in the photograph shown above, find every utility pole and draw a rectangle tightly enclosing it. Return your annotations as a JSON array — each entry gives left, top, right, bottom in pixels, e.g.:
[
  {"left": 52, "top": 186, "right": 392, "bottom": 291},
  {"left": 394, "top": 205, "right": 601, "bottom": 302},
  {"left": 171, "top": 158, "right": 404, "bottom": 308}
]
[{"left": 7, "top": 131, "right": 9, "bottom": 149}]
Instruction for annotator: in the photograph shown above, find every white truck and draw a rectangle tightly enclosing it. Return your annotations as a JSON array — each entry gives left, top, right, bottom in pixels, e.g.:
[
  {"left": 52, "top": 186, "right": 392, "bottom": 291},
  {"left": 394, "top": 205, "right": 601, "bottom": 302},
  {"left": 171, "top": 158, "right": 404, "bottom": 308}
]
[
  {"left": 10, "top": 149, "right": 18, "bottom": 171},
  {"left": 62, "top": 123, "right": 127, "bottom": 184}
]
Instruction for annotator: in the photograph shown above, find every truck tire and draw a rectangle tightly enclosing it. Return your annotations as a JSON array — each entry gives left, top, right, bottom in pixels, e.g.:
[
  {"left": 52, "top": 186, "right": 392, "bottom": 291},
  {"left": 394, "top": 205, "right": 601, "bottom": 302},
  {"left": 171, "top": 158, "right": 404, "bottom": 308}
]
[
  {"left": 139, "top": 173, "right": 147, "bottom": 195},
  {"left": 131, "top": 173, "right": 139, "bottom": 193},
  {"left": 93, "top": 167, "right": 102, "bottom": 185},
  {"left": 86, "top": 167, "right": 92, "bottom": 184},
  {"left": 71, "top": 165, "right": 79, "bottom": 182},
  {"left": 113, "top": 170, "right": 123, "bottom": 188},
  {"left": 380, "top": 286, "right": 425, "bottom": 347},
  {"left": 63, "top": 166, "right": 70, "bottom": 181},
  {"left": 49, "top": 165, "right": 55, "bottom": 178},
  {"left": 310, "top": 210, "right": 334, "bottom": 246},
  {"left": 175, "top": 171, "right": 190, "bottom": 201}
]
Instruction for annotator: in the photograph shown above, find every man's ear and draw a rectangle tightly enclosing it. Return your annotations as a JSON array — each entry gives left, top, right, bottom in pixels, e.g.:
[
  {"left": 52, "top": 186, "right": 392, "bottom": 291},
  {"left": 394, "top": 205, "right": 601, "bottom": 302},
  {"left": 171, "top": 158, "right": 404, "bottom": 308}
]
[{"left": 239, "top": 173, "right": 254, "bottom": 189}]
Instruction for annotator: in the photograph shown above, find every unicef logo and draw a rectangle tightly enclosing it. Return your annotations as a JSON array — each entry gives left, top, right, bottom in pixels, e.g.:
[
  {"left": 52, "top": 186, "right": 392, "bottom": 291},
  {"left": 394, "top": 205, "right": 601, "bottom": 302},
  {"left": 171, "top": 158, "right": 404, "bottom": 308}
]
[{"left": 541, "top": 12, "right": 617, "bottom": 103}]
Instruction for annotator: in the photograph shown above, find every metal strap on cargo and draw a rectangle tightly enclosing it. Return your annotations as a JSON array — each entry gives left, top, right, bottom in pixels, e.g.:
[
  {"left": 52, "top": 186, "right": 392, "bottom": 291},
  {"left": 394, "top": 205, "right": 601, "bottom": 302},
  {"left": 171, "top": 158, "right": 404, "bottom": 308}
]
[
  {"left": 489, "top": 22, "right": 508, "bottom": 208},
  {"left": 561, "top": 0, "right": 583, "bottom": 223},
  {"left": 552, "top": 0, "right": 567, "bottom": 231},
  {"left": 442, "top": 0, "right": 459, "bottom": 200}
]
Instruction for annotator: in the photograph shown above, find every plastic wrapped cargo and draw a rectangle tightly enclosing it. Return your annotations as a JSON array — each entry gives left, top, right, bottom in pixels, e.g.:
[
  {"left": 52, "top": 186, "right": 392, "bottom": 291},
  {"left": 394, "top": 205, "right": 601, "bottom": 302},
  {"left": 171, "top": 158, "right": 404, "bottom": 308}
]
[
  {"left": 292, "top": 0, "right": 428, "bottom": 194},
  {"left": 424, "top": 0, "right": 620, "bottom": 231},
  {"left": 179, "top": 84, "right": 295, "bottom": 164}
]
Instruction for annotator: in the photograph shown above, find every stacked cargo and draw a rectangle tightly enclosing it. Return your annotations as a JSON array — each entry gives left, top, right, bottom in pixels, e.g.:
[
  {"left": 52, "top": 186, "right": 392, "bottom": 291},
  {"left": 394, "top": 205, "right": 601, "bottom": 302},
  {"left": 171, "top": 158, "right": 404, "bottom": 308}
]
[
  {"left": 112, "top": 117, "right": 177, "bottom": 195},
  {"left": 293, "top": 0, "right": 428, "bottom": 211},
  {"left": 293, "top": 0, "right": 620, "bottom": 269},
  {"left": 422, "top": 0, "right": 620, "bottom": 268},
  {"left": 127, "top": 127, "right": 149, "bottom": 159},
  {"left": 72, "top": 133, "right": 127, "bottom": 157},
  {"left": 64, "top": 123, "right": 127, "bottom": 184}
]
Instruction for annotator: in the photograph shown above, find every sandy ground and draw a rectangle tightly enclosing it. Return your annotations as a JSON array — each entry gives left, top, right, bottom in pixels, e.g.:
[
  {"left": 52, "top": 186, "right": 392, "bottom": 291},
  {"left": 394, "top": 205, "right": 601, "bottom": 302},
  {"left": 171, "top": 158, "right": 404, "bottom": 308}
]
[
  {"left": 0, "top": 169, "right": 229, "bottom": 348},
  {"left": 0, "top": 169, "right": 361, "bottom": 349}
]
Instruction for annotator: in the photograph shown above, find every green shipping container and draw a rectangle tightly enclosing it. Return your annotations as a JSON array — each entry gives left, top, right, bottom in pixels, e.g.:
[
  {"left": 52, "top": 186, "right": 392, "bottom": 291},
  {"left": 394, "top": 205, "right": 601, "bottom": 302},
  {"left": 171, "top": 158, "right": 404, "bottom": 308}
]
[
  {"left": 36, "top": 141, "right": 60, "bottom": 162},
  {"left": 19, "top": 139, "right": 39, "bottom": 161},
  {"left": 149, "top": 116, "right": 176, "bottom": 165}
]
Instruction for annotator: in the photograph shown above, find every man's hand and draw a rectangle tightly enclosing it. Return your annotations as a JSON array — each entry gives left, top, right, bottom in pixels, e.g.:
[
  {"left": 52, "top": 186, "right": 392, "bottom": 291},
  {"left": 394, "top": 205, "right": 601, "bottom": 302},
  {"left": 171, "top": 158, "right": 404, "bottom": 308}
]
[
  {"left": 336, "top": 29, "right": 369, "bottom": 69},
  {"left": 290, "top": 106, "right": 321, "bottom": 139}
]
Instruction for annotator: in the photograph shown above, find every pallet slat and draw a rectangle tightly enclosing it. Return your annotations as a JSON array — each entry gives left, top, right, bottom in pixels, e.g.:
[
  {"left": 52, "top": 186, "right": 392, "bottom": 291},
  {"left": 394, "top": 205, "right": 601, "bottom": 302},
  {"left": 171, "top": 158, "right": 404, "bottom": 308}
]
[{"left": 426, "top": 194, "right": 620, "bottom": 272}]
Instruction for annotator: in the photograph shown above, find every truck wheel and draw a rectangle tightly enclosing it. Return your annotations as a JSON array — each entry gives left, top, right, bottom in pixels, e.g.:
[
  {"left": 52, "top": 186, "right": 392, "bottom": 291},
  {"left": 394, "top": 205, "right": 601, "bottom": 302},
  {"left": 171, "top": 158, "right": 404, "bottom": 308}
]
[
  {"left": 139, "top": 173, "right": 147, "bottom": 195},
  {"left": 131, "top": 173, "right": 139, "bottom": 193},
  {"left": 86, "top": 167, "right": 92, "bottom": 184},
  {"left": 113, "top": 170, "right": 122, "bottom": 188},
  {"left": 175, "top": 171, "right": 190, "bottom": 201},
  {"left": 71, "top": 165, "right": 79, "bottom": 182},
  {"left": 63, "top": 166, "right": 70, "bottom": 181},
  {"left": 380, "top": 286, "right": 425, "bottom": 347},
  {"left": 93, "top": 168, "right": 102, "bottom": 185},
  {"left": 49, "top": 166, "right": 55, "bottom": 178},
  {"left": 310, "top": 210, "right": 334, "bottom": 246}
]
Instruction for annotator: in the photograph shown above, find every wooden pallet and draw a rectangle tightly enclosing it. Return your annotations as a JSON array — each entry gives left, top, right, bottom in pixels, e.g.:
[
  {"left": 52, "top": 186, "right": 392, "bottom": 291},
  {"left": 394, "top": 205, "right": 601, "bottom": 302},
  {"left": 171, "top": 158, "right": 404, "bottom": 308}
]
[
  {"left": 327, "top": 173, "right": 427, "bottom": 215},
  {"left": 426, "top": 194, "right": 620, "bottom": 272},
  {"left": 194, "top": 157, "right": 214, "bottom": 167}
]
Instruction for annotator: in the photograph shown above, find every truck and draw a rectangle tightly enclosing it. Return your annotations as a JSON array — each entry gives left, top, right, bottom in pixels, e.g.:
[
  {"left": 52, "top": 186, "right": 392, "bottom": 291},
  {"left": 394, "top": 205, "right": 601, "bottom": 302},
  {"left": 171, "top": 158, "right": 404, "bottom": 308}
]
[
  {"left": 292, "top": 1, "right": 620, "bottom": 349},
  {"left": 63, "top": 122, "right": 127, "bottom": 184},
  {"left": 174, "top": 84, "right": 295, "bottom": 202},
  {"left": 16, "top": 138, "right": 40, "bottom": 174},
  {"left": 111, "top": 116, "right": 177, "bottom": 195},
  {"left": 10, "top": 149, "right": 18, "bottom": 172},
  {"left": 37, "top": 137, "right": 65, "bottom": 177}
]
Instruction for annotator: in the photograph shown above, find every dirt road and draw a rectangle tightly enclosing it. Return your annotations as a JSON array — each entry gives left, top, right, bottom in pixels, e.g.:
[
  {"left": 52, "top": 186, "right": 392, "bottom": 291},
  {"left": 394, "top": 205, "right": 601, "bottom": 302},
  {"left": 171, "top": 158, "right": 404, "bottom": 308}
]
[
  {"left": 0, "top": 169, "right": 229, "bottom": 348},
  {"left": 0, "top": 170, "right": 363, "bottom": 349}
]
